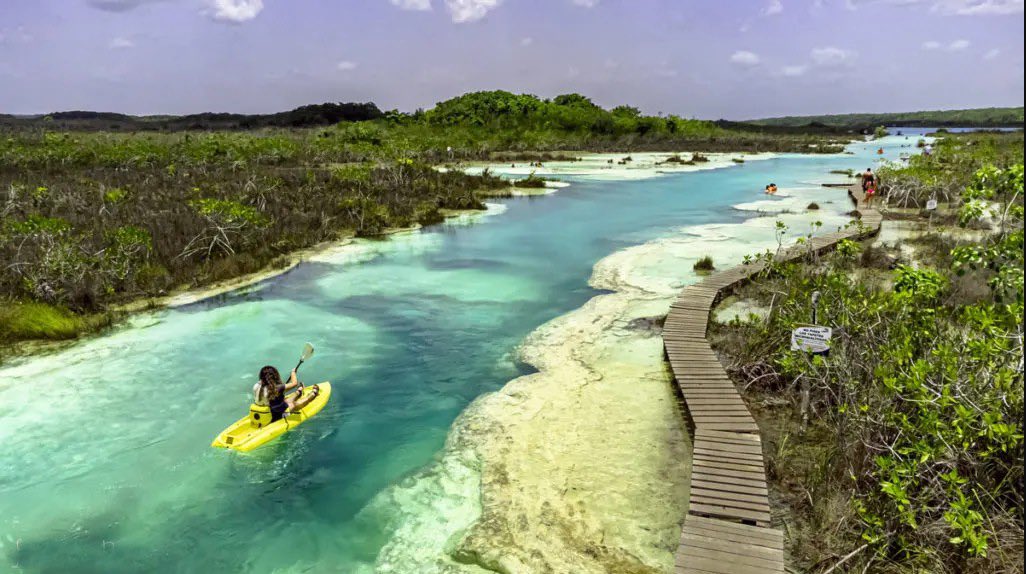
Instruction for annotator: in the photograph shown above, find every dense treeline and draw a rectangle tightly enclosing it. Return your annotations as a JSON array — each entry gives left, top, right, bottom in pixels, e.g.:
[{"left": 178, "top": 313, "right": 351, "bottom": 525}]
[
  {"left": 752, "top": 106, "right": 1024, "bottom": 129},
  {"left": 712, "top": 131, "right": 1024, "bottom": 573},
  {"left": 387, "top": 91, "right": 852, "bottom": 153},
  {"left": 2, "top": 91, "right": 850, "bottom": 154},
  {"left": 0, "top": 102, "right": 384, "bottom": 131}
]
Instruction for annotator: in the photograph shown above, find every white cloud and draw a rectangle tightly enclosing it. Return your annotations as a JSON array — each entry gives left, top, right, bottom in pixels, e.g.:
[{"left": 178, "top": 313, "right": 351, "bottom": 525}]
[
  {"left": 764, "top": 0, "right": 784, "bottom": 15},
  {"left": 730, "top": 50, "right": 761, "bottom": 66},
  {"left": 109, "top": 36, "right": 135, "bottom": 49},
  {"left": 983, "top": 48, "right": 1001, "bottom": 59},
  {"left": 207, "top": 0, "right": 263, "bottom": 23},
  {"left": 846, "top": 0, "right": 1023, "bottom": 14},
  {"left": 445, "top": 0, "right": 502, "bottom": 22},
  {"left": 571, "top": 0, "right": 600, "bottom": 6},
  {"left": 934, "top": 0, "right": 1023, "bottom": 14},
  {"left": 337, "top": 60, "right": 357, "bottom": 71},
  {"left": 391, "top": 0, "right": 432, "bottom": 10},
  {"left": 781, "top": 65, "right": 808, "bottom": 76},
  {"left": 810, "top": 46, "right": 857, "bottom": 66},
  {"left": 520, "top": 36, "right": 533, "bottom": 46},
  {"left": 923, "top": 39, "right": 972, "bottom": 51}
]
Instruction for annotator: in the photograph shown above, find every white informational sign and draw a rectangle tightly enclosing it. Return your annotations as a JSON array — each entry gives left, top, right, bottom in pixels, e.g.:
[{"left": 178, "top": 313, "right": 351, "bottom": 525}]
[
  {"left": 791, "top": 326, "right": 832, "bottom": 353},
  {"left": 926, "top": 199, "right": 938, "bottom": 211}
]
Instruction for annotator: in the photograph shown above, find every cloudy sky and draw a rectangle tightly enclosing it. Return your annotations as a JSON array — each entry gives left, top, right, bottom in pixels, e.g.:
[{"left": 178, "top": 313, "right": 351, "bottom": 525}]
[{"left": 0, "top": 0, "right": 1023, "bottom": 119}]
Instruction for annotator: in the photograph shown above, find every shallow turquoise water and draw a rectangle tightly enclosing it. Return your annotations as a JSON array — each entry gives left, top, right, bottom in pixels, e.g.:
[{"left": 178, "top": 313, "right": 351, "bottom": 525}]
[{"left": 0, "top": 136, "right": 913, "bottom": 573}]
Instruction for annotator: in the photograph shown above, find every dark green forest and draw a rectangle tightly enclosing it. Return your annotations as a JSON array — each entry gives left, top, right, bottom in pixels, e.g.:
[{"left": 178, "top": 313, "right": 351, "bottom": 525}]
[
  {"left": 0, "top": 102, "right": 385, "bottom": 131},
  {"left": 751, "top": 106, "right": 1024, "bottom": 128}
]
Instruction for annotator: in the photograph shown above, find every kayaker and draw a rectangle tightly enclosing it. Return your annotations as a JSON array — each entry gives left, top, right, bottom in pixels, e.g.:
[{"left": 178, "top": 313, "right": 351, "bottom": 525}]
[{"left": 255, "top": 366, "right": 319, "bottom": 421}]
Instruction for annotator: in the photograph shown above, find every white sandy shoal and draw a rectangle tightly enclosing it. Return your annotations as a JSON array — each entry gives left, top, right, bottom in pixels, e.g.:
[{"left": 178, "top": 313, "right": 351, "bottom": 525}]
[{"left": 463, "top": 151, "right": 775, "bottom": 182}]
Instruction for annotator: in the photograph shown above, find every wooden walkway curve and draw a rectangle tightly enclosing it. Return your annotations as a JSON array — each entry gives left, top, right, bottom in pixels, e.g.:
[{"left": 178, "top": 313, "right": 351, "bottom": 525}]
[{"left": 666, "top": 185, "right": 881, "bottom": 574}]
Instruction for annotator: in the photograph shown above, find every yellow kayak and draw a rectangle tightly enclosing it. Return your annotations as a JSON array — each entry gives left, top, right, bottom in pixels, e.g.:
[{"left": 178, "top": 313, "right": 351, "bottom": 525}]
[{"left": 212, "top": 382, "right": 332, "bottom": 452}]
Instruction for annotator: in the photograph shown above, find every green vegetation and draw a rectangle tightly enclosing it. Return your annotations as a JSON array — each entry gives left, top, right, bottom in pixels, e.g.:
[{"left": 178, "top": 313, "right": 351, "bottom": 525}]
[
  {"left": 511, "top": 173, "right": 550, "bottom": 188},
  {"left": 712, "top": 133, "right": 1023, "bottom": 573},
  {"left": 0, "top": 300, "right": 113, "bottom": 344},
  {"left": 879, "top": 131, "right": 1024, "bottom": 207},
  {"left": 693, "top": 256, "right": 715, "bottom": 272},
  {"left": 752, "top": 106, "right": 1024, "bottom": 129},
  {"left": 0, "top": 130, "right": 510, "bottom": 346}
]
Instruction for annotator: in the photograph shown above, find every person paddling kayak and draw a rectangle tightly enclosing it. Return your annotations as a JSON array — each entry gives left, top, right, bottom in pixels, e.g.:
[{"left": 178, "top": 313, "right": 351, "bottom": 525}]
[
  {"left": 254, "top": 366, "right": 319, "bottom": 422},
  {"left": 213, "top": 343, "right": 333, "bottom": 451}
]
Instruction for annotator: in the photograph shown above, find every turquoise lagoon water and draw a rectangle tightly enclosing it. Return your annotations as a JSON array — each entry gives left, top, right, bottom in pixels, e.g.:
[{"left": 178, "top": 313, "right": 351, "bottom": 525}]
[{"left": 0, "top": 136, "right": 913, "bottom": 573}]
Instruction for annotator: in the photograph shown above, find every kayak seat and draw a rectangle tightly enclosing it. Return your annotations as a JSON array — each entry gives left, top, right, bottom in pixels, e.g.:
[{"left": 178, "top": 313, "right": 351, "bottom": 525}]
[{"left": 249, "top": 404, "right": 272, "bottom": 428}]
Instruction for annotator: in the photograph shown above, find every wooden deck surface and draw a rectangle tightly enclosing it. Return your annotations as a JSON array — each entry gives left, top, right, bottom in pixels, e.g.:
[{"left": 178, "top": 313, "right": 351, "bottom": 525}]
[{"left": 666, "top": 185, "right": 881, "bottom": 573}]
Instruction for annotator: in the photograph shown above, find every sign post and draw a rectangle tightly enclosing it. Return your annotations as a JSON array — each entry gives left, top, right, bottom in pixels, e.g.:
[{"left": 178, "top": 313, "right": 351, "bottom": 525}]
[
  {"left": 811, "top": 290, "right": 820, "bottom": 324},
  {"left": 791, "top": 326, "right": 832, "bottom": 354},
  {"left": 792, "top": 291, "right": 832, "bottom": 355}
]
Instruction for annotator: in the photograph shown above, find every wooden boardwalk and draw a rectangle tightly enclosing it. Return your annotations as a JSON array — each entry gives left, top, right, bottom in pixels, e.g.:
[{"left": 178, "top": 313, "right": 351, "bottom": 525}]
[{"left": 666, "top": 185, "right": 881, "bottom": 574}]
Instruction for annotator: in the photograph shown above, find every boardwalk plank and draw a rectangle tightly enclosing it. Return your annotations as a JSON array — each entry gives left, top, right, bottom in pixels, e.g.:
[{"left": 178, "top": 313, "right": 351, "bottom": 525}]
[{"left": 688, "top": 502, "right": 771, "bottom": 524}]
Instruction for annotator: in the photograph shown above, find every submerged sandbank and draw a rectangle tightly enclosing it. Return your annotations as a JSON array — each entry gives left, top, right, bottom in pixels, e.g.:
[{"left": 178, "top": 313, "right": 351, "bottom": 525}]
[{"left": 152, "top": 203, "right": 510, "bottom": 310}]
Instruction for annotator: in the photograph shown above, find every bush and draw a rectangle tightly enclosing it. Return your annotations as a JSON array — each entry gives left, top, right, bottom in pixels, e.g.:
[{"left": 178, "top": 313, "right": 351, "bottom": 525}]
[
  {"left": 512, "top": 173, "right": 548, "bottom": 188},
  {"left": 807, "top": 202, "right": 820, "bottom": 210},
  {"left": 693, "top": 255, "right": 715, "bottom": 272}
]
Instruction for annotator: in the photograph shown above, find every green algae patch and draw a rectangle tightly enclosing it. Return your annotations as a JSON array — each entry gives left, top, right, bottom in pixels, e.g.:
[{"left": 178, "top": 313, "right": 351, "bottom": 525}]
[{"left": 0, "top": 300, "right": 112, "bottom": 343}]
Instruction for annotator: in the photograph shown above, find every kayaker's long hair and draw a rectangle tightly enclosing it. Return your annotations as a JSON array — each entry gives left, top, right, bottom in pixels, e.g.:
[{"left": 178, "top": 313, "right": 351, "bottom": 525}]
[{"left": 259, "top": 365, "right": 284, "bottom": 401}]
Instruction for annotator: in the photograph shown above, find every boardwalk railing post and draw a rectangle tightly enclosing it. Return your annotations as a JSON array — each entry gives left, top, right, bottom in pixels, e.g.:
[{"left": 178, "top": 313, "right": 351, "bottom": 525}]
[{"left": 811, "top": 290, "right": 820, "bottom": 325}]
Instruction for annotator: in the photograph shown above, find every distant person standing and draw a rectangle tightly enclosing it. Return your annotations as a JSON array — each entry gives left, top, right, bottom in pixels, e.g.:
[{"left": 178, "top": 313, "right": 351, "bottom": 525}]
[
  {"left": 861, "top": 168, "right": 875, "bottom": 192},
  {"left": 865, "top": 180, "right": 877, "bottom": 207}
]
